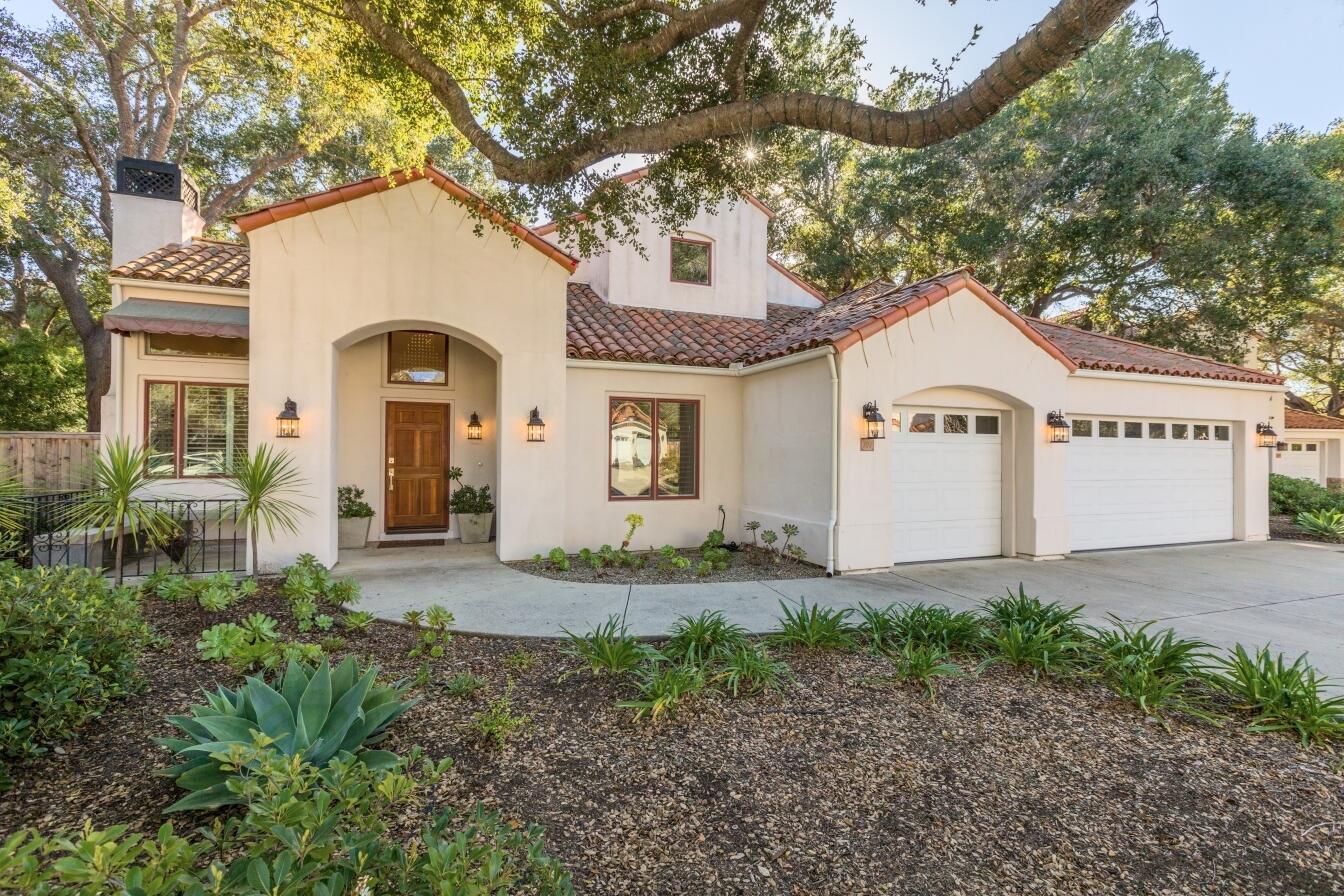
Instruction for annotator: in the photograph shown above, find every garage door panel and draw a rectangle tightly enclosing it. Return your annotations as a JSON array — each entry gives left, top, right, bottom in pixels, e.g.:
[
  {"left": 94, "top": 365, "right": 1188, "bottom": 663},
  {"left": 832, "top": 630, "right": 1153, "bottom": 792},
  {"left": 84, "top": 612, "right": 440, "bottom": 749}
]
[{"left": 1066, "top": 417, "right": 1233, "bottom": 551}]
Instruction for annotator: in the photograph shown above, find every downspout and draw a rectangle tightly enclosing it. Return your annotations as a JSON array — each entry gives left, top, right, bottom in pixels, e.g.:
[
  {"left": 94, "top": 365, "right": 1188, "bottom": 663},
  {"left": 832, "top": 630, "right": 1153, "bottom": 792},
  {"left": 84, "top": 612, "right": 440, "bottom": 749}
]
[{"left": 826, "top": 350, "right": 839, "bottom": 576}]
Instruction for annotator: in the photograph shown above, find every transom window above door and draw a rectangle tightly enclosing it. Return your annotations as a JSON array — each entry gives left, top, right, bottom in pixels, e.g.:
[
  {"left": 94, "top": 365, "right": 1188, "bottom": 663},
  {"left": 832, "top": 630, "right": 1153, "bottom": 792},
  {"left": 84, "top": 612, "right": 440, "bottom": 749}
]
[
  {"left": 670, "top": 237, "right": 712, "bottom": 285},
  {"left": 388, "top": 331, "right": 447, "bottom": 384}
]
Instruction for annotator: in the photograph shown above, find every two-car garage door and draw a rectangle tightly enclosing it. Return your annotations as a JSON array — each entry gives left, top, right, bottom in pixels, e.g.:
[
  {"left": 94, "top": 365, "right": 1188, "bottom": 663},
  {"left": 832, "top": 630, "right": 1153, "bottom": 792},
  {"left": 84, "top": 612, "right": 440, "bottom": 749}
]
[{"left": 1065, "top": 417, "right": 1234, "bottom": 551}]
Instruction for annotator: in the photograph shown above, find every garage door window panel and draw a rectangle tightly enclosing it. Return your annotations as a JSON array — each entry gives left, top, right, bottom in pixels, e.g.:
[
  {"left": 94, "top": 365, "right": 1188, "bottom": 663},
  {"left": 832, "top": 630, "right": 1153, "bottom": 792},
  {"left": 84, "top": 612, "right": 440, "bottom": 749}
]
[
  {"left": 1099, "top": 421, "right": 1119, "bottom": 438},
  {"left": 1173, "top": 424, "right": 1189, "bottom": 440},
  {"left": 1073, "top": 419, "right": 1093, "bottom": 438},
  {"left": 1124, "top": 422, "right": 1143, "bottom": 439},
  {"left": 944, "top": 414, "right": 968, "bottom": 434},
  {"left": 910, "top": 413, "right": 935, "bottom": 433},
  {"left": 975, "top": 415, "right": 999, "bottom": 435}
]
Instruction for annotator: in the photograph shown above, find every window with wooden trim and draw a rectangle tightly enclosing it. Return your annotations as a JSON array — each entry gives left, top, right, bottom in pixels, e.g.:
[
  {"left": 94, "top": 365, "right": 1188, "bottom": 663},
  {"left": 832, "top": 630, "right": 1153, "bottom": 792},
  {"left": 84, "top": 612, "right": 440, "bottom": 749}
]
[
  {"left": 670, "top": 237, "right": 712, "bottom": 285},
  {"left": 144, "top": 332, "right": 248, "bottom": 359},
  {"left": 388, "top": 330, "right": 448, "bottom": 384},
  {"left": 609, "top": 397, "right": 699, "bottom": 499},
  {"left": 145, "top": 381, "right": 248, "bottom": 477}
]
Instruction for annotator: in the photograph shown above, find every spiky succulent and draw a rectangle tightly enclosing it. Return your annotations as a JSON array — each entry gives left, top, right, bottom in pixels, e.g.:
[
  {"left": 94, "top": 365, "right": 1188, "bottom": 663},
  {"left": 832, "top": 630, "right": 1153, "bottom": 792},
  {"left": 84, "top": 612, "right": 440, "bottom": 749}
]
[{"left": 156, "top": 656, "right": 417, "bottom": 812}]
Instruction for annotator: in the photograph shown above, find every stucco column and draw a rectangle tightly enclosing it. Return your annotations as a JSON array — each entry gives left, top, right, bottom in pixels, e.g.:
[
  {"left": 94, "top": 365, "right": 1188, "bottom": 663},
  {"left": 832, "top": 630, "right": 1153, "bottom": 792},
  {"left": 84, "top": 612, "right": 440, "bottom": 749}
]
[
  {"left": 1015, "top": 406, "right": 1070, "bottom": 559},
  {"left": 1234, "top": 420, "right": 1271, "bottom": 541},
  {"left": 495, "top": 350, "right": 567, "bottom": 561}
]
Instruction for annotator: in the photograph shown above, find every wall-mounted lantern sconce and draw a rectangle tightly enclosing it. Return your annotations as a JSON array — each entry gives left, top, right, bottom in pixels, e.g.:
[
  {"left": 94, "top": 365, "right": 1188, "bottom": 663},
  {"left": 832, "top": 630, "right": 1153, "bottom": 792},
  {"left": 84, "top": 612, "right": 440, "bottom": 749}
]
[
  {"left": 862, "top": 401, "right": 886, "bottom": 440},
  {"left": 276, "top": 398, "right": 300, "bottom": 438},
  {"left": 1046, "top": 410, "right": 1070, "bottom": 443},
  {"left": 466, "top": 411, "right": 483, "bottom": 440},
  {"left": 1255, "top": 422, "right": 1278, "bottom": 449},
  {"left": 526, "top": 407, "right": 546, "bottom": 443}
]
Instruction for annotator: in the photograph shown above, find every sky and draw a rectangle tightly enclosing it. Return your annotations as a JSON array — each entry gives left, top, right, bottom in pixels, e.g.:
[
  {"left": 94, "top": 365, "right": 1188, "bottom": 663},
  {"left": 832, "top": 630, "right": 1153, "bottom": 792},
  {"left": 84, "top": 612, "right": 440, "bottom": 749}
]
[{"left": 5, "top": 0, "right": 1342, "bottom": 132}]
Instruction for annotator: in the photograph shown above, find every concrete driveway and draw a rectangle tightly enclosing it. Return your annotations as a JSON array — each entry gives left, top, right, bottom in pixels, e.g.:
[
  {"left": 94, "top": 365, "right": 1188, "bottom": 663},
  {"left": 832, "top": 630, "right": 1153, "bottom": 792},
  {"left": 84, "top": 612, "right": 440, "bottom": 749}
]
[{"left": 341, "top": 539, "right": 1344, "bottom": 678}]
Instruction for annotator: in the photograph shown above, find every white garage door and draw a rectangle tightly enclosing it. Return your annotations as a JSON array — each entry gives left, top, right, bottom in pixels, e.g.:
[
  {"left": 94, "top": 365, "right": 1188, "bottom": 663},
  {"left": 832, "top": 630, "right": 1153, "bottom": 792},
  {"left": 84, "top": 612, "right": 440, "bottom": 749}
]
[
  {"left": 1066, "top": 417, "right": 1233, "bottom": 551},
  {"left": 891, "top": 407, "right": 1003, "bottom": 564},
  {"left": 1275, "top": 441, "right": 1323, "bottom": 484}
]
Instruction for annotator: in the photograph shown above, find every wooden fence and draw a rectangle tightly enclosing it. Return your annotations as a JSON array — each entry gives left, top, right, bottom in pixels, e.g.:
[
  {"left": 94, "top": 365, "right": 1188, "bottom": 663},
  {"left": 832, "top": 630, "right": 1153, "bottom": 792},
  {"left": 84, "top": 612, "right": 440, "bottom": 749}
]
[{"left": 0, "top": 432, "right": 99, "bottom": 492}]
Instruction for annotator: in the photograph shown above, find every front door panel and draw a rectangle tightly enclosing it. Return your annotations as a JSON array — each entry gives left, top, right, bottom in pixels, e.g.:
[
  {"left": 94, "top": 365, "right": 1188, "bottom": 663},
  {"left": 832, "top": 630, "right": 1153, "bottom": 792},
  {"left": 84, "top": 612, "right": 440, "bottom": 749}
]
[{"left": 385, "top": 402, "right": 449, "bottom": 530}]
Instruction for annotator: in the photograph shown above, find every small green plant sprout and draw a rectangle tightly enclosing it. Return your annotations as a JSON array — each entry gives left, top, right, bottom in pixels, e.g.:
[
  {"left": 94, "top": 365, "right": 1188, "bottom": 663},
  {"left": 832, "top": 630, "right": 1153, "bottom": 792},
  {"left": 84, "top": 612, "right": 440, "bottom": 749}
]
[
  {"left": 619, "top": 661, "right": 706, "bottom": 722},
  {"left": 241, "top": 612, "right": 280, "bottom": 642},
  {"left": 621, "top": 513, "right": 644, "bottom": 549},
  {"left": 666, "top": 610, "right": 749, "bottom": 665},
  {"left": 701, "top": 528, "right": 725, "bottom": 551},
  {"left": 888, "top": 643, "right": 963, "bottom": 701},
  {"left": 236, "top": 578, "right": 259, "bottom": 598},
  {"left": 773, "top": 599, "right": 856, "bottom": 651},
  {"left": 343, "top": 610, "right": 376, "bottom": 631},
  {"left": 785, "top": 544, "right": 807, "bottom": 563},
  {"left": 713, "top": 642, "right": 792, "bottom": 697},
  {"left": 503, "top": 649, "right": 536, "bottom": 672},
  {"left": 403, "top": 609, "right": 425, "bottom": 628},
  {"left": 657, "top": 544, "right": 690, "bottom": 570},
  {"left": 1296, "top": 508, "right": 1344, "bottom": 541},
  {"left": 560, "top": 616, "right": 661, "bottom": 678},
  {"left": 470, "top": 681, "right": 531, "bottom": 748},
  {"left": 314, "top": 614, "right": 335, "bottom": 631},
  {"left": 328, "top": 578, "right": 361, "bottom": 606},
  {"left": 744, "top": 520, "right": 761, "bottom": 545},
  {"left": 320, "top": 635, "right": 347, "bottom": 653},
  {"left": 445, "top": 671, "right": 487, "bottom": 697},
  {"left": 780, "top": 523, "right": 799, "bottom": 551},
  {"left": 196, "top": 622, "right": 249, "bottom": 663},
  {"left": 533, "top": 553, "right": 544, "bottom": 562},
  {"left": 546, "top": 547, "right": 571, "bottom": 572},
  {"left": 409, "top": 604, "right": 455, "bottom": 659},
  {"left": 696, "top": 560, "right": 712, "bottom": 577},
  {"left": 760, "top": 529, "right": 778, "bottom": 560}
]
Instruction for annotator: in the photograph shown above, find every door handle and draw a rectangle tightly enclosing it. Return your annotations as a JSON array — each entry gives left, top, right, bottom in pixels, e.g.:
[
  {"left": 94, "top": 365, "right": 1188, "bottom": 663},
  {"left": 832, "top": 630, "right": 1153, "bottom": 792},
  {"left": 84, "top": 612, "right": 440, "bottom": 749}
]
[{"left": 387, "top": 460, "right": 395, "bottom": 493}]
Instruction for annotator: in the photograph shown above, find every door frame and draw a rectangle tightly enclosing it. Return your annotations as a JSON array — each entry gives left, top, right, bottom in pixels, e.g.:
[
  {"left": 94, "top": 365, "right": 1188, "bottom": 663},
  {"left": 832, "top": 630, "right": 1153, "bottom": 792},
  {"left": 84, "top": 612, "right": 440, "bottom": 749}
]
[{"left": 383, "top": 399, "right": 452, "bottom": 533}]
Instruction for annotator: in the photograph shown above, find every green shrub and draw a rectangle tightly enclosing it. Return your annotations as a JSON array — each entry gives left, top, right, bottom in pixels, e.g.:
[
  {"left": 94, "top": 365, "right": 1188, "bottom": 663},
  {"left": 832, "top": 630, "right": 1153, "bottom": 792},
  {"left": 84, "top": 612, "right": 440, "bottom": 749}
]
[
  {"left": 560, "top": 615, "right": 660, "bottom": 678},
  {"left": 982, "top": 586, "right": 1083, "bottom": 633},
  {"left": 408, "top": 604, "right": 455, "bottom": 659},
  {"left": 343, "top": 609, "right": 376, "bottom": 631},
  {"left": 1086, "top": 618, "right": 1214, "bottom": 720},
  {"left": 658, "top": 544, "right": 690, "bottom": 570},
  {"left": 156, "top": 656, "right": 417, "bottom": 811},
  {"left": 0, "top": 564, "right": 152, "bottom": 786},
  {"left": 546, "top": 547, "right": 571, "bottom": 572},
  {"left": 619, "top": 662, "right": 706, "bottom": 721},
  {"left": 444, "top": 672, "right": 487, "bottom": 697},
  {"left": 1296, "top": 508, "right": 1344, "bottom": 541},
  {"left": 1212, "top": 645, "right": 1344, "bottom": 746},
  {"left": 1270, "top": 472, "right": 1344, "bottom": 516},
  {"left": 713, "top": 642, "right": 791, "bottom": 697},
  {"left": 856, "top": 602, "right": 985, "bottom": 655},
  {"left": 665, "top": 610, "right": 749, "bottom": 665},
  {"left": 469, "top": 682, "right": 530, "bottom": 747},
  {"left": 888, "top": 643, "right": 962, "bottom": 701},
  {"left": 1, "top": 746, "right": 572, "bottom": 894},
  {"left": 337, "top": 484, "right": 375, "bottom": 519},
  {"left": 773, "top": 599, "right": 856, "bottom": 650}
]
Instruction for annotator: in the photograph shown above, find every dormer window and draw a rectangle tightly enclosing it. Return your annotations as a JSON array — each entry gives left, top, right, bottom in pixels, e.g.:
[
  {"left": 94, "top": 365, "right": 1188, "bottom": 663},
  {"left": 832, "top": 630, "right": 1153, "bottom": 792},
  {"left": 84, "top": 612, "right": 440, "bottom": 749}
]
[{"left": 670, "top": 237, "right": 712, "bottom": 286}]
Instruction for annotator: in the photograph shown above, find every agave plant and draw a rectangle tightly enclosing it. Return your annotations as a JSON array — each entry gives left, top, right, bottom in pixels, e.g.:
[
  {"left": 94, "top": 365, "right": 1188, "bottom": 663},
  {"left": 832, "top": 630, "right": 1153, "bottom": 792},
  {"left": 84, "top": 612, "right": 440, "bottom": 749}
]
[
  {"left": 156, "top": 656, "right": 417, "bottom": 812},
  {"left": 1296, "top": 508, "right": 1344, "bottom": 542}
]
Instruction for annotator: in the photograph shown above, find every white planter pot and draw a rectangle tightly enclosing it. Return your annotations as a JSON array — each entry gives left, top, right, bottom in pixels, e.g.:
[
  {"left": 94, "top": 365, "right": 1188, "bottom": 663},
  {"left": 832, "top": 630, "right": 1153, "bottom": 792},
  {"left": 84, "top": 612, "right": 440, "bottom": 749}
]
[
  {"left": 338, "top": 516, "right": 372, "bottom": 550},
  {"left": 457, "top": 512, "right": 494, "bottom": 544}
]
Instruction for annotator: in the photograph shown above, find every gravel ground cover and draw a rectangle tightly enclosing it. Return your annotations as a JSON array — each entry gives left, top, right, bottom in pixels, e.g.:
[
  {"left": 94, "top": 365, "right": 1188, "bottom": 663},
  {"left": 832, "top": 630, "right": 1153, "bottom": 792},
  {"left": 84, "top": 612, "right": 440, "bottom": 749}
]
[
  {"left": 3, "top": 585, "right": 1343, "bottom": 895},
  {"left": 509, "top": 545, "right": 824, "bottom": 584}
]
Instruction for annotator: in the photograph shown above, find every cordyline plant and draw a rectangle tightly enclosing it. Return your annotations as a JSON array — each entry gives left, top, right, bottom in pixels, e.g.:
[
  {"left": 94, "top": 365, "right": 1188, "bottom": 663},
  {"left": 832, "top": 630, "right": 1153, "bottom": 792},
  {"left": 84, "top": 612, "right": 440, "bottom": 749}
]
[
  {"left": 63, "top": 438, "right": 175, "bottom": 585},
  {"left": 225, "top": 445, "right": 310, "bottom": 576},
  {"left": 0, "top": 467, "right": 24, "bottom": 556}
]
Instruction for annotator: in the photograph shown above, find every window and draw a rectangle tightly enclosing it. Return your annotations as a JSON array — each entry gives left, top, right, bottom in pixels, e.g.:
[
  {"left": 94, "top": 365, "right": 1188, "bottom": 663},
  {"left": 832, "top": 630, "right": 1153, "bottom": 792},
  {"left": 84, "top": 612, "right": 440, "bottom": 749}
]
[
  {"left": 975, "top": 415, "right": 999, "bottom": 435},
  {"left": 1193, "top": 424, "right": 1210, "bottom": 441},
  {"left": 670, "top": 237, "right": 712, "bottom": 285},
  {"left": 1149, "top": 422, "right": 1166, "bottom": 439},
  {"left": 1099, "top": 421, "right": 1119, "bottom": 438},
  {"left": 1072, "top": 419, "right": 1093, "bottom": 438},
  {"left": 388, "top": 331, "right": 447, "bottom": 384},
  {"left": 944, "top": 414, "right": 968, "bottom": 434},
  {"left": 909, "top": 413, "right": 935, "bottom": 433},
  {"left": 145, "top": 381, "right": 248, "bottom": 477},
  {"left": 609, "top": 397, "right": 699, "bottom": 499},
  {"left": 1307, "top": 443, "right": 1318, "bottom": 452},
  {"left": 145, "top": 332, "right": 248, "bottom": 359},
  {"left": 1291, "top": 442, "right": 1303, "bottom": 451},
  {"left": 1172, "top": 423, "right": 1189, "bottom": 440},
  {"left": 1124, "top": 421, "right": 1143, "bottom": 439},
  {"left": 1214, "top": 425, "right": 1229, "bottom": 441}
]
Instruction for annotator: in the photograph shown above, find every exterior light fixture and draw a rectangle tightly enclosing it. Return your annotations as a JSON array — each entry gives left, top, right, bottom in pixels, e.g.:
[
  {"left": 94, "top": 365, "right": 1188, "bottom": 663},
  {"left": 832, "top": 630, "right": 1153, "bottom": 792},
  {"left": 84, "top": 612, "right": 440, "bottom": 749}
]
[
  {"left": 526, "top": 407, "right": 545, "bottom": 443},
  {"left": 276, "top": 398, "right": 300, "bottom": 438},
  {"left": 1255, "top": 422, "right": 1277, "bottom": 449},
  {"left": 1047, "top": 410, "right": 1070, "bottom": 443},
  {"left": 466, "top": 411, "right": 483, "bottom": 440},
  {"left": 862, "top": 401, "right": 886, "bottom": 440}
]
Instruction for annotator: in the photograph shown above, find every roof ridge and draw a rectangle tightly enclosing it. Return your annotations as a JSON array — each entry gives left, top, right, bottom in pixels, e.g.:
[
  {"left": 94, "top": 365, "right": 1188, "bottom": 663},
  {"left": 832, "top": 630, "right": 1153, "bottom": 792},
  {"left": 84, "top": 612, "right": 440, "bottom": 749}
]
[{"left": 1026, "top": 316, "right": 1273, "bottom": 379}]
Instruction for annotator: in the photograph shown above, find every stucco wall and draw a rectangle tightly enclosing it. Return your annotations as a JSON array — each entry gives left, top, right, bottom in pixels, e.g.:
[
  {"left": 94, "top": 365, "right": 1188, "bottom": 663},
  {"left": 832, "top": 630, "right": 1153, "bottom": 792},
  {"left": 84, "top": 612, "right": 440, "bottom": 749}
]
[
  {"left": 563, "top": 365, "right": 742, "bottom": 553},
  {"left": 765, "top": 263, "right": 823, "bottom": 309},
  {"left": 335, "top": 333, "right": 498, "bottom": 541},
  {"left": 110, "top": 194, "right": 204, "bottom": 268},
  {"left": 740, "top": 355, "right": 834, "bottom": 564},
  {"left": 247, "top": 177, "right": 573, "bottom": 570},
  {"left": 1279, "top": 430, "right": 1344, "bottom": 485}
]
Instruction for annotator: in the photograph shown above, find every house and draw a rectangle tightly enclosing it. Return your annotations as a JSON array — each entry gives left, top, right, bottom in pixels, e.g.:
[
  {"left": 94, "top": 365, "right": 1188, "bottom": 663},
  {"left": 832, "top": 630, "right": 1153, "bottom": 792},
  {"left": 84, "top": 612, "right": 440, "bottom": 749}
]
[
  {"left": 1278, "top": 409, "right": 1344, "bottom": 486},
  {"left": 102, "top": 157, "right": 1285, "bottom": 573}
]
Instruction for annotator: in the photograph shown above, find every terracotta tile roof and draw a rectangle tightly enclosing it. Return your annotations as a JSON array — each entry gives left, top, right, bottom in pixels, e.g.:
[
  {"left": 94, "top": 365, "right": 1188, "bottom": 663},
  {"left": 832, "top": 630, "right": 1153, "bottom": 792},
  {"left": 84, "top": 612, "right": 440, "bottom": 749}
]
[
  {"left": 1285, "top": 409, "right": 1344, "bottom": 430},
  {"left": 110, "top": 239, "right": 250, "bottom": 289},
  {"left": 1024, "top": 318, "right": 1283, "bottom": 385}
]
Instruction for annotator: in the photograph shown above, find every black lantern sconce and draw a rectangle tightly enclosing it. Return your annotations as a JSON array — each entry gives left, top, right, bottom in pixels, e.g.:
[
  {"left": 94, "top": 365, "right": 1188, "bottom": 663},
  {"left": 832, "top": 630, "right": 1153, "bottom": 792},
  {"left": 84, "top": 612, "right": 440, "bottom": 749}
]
[
  {"left": 1255, "top": 422, "right": 1277, "bottom": 449},
  {"left": 862, "top": 401, "right": 886, "bottom": 441},
  {"left": 276, "top": 398, "right": 300, "bottom": 438},
  {"left": 526, "top": 407, "right": 546, "bottom": 443},
  {"left": 466, "top": 411, "right": 483, "bottom": 440},
  {"left": 1046, "top": 410, "right": 1070, "bottom": 444}
]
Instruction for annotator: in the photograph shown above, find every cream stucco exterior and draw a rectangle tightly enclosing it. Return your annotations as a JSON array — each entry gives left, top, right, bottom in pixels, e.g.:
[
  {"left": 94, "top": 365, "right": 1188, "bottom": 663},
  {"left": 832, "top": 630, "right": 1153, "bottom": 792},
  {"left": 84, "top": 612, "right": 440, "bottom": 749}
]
[
  {"left": 1278, "top": 426, "right": 1344, "bottom": 486},
  {"left": 102, "top": 166, "right": 1283, "bottom": 577}
]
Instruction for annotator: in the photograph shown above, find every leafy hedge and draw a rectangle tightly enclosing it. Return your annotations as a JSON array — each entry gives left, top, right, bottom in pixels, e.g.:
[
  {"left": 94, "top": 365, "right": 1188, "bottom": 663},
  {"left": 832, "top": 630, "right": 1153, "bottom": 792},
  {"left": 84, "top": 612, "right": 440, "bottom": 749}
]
[
  {"left": 1269, "top": 473, "right": 1344, "bottom": 516},
  {"left": 0, "top": 564, "right": 152, "bottom": 786}
]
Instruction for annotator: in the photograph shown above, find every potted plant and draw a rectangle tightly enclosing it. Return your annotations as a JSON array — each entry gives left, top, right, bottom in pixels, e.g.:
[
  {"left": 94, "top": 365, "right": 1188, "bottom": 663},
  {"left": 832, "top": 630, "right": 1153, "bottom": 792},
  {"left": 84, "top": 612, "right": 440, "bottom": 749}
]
[
  {"left": 450, "top": 483, "right": 495, "bottom": 544},
  {"left": 337, "top": 485, "right": 374, "bottom": 549}
]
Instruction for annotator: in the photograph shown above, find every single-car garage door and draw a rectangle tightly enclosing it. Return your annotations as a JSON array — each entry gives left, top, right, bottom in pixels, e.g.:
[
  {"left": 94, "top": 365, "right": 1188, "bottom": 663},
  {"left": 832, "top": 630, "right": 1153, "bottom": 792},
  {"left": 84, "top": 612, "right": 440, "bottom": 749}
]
[
  {"left": 1275, "top": 441, "right": 1323, "bottom": 484},
  {"left": 891, "top": 407, "right": 1003, "bottom": 564},
  {"left": 1066, "top": 417, "right": 1233, "bottom": 551}
]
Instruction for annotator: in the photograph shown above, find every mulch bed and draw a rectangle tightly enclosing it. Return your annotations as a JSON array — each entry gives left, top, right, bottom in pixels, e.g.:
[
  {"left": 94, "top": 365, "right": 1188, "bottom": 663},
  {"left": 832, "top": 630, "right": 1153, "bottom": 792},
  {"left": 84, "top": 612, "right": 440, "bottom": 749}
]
[
  {"left": 1270, "top": 513, "right": 1344, "bottom": 545},
  {"left": 3, "top": 586, "right": 1344, "bottom": 895},
  {"left": 509, "top": 544, "right": 824, "bottom": 584}
]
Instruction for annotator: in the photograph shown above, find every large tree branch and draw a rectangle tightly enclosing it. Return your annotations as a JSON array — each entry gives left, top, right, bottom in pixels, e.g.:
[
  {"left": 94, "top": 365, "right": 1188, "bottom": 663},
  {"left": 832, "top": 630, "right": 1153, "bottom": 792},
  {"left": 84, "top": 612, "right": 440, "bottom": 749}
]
[
  {"left": 199, "top": 144, "right": 309, "bottom": 224},
  {"left": 342, "top": 0, "right": 1133, "bottom": 185}
]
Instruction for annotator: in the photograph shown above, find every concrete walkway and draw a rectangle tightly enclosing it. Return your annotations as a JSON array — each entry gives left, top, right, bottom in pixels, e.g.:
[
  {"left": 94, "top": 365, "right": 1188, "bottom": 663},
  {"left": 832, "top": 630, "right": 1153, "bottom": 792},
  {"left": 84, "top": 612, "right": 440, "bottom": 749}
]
[{"left": 337, "top": 539, "right": 1344, "bottom": 678}]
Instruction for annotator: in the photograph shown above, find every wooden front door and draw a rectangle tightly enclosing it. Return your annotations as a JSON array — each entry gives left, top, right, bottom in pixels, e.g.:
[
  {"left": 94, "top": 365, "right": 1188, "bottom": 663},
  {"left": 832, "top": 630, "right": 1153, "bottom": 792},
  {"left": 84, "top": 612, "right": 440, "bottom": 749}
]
[{"left": 385, "top": 402, "right": 450, "bottom": 530}]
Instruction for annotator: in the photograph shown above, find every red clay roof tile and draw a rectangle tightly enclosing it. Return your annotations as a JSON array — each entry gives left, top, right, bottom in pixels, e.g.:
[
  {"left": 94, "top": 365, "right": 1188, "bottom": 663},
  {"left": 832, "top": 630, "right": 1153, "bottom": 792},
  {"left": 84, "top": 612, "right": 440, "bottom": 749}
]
[
  {"left": 1285, "top": 409, "right": 1344, "bottom": 430},
  {"left": 110, "top": 239, "right": 250, "bottom": 289}
]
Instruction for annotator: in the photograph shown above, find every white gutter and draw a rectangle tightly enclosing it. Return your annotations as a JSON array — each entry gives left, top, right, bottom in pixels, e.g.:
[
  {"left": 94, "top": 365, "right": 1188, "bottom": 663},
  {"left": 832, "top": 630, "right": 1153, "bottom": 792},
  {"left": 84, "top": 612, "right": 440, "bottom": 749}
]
[
  {"left": 1070, "top": 368, "right": 1284, "bottom": 393},
  {"left": 825, "top": 350, "right": 839, "bottom": 577},
  {"left": 109, "top": 277, "right": 249, "bottom": 299},
  {"left": 566, "top": 344, "right": 835, "bottom": 378}
]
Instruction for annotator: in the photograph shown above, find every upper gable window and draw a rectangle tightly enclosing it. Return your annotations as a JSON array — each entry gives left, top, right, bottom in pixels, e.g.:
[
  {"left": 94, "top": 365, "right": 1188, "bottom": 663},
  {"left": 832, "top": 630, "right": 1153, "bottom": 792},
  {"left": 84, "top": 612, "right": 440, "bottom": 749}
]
[
  {"left": 388, "top": 331, "right": 447, "bottom": 384},
  {"left": 670, "top": 237, "right": 712, "bottom": 286}
]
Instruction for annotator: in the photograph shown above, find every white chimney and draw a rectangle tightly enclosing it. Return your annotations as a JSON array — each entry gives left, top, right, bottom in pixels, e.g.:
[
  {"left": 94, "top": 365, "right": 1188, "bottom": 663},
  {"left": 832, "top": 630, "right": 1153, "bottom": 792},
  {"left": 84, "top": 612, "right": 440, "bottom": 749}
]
[{"left": 110, "top": 157, "right": 206, "bottom": 268}]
